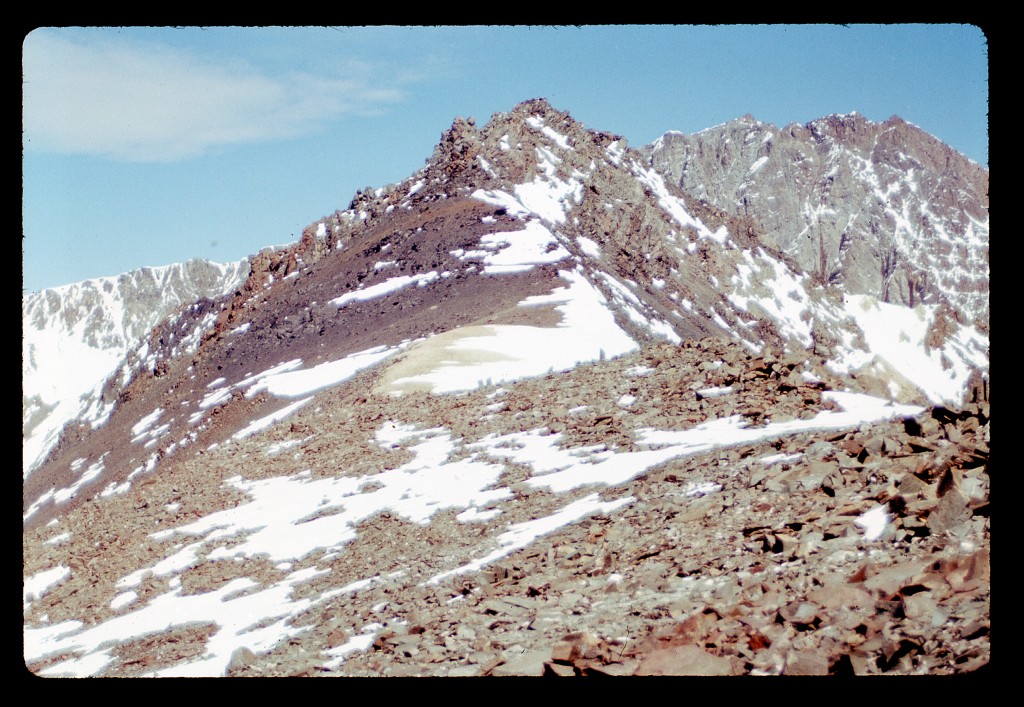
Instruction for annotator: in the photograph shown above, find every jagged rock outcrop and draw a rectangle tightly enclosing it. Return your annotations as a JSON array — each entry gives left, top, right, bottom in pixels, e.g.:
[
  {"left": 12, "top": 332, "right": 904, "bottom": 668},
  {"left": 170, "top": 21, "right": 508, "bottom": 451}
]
[{"left": 642, "top": 113, "right": 989, "bottom": 330}]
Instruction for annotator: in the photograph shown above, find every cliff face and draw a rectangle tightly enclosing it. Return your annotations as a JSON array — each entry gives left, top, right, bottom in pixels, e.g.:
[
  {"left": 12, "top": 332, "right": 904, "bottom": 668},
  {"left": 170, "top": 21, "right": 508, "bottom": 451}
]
[{"left": 642, "top": 113, "right": 989, "bottom": 330}]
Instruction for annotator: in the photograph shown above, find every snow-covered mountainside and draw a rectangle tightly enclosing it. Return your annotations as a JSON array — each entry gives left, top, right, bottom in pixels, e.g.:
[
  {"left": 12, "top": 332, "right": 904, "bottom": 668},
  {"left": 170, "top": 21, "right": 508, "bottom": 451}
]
[
  {"left": 642, "top": 113, "right": 989, "bottom": 330},
  {"left": 23, "top": 99, "right": 989, "bottom": 677},
  {"left": 22, "top": 259, "right": 249, "bottom": 477}
]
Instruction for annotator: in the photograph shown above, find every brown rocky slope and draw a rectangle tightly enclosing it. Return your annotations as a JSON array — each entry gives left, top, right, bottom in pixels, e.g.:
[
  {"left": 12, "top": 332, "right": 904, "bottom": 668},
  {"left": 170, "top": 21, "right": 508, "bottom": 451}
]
[{"left": 24, "top": 338, "right": 989, "bottom": 676}]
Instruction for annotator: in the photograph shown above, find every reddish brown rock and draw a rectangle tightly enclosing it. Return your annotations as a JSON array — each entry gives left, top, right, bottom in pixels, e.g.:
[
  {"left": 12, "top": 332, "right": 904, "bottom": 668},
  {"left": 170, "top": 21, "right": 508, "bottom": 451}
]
[{"left": 634, "top": 645, "right": 738, "bottom": 676}]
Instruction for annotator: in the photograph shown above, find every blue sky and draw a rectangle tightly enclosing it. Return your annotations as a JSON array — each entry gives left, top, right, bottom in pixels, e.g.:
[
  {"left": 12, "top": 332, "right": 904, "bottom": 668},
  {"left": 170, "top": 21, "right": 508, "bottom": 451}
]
[{"left": 22, "top": 25, "right": 989, "bottom": 293}]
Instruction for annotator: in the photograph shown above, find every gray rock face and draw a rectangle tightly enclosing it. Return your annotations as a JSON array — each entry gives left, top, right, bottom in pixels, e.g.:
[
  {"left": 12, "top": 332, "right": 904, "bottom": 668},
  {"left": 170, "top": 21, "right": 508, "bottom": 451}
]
[{"left": 642, "top": 113, "right": 989, "bottom": 329}]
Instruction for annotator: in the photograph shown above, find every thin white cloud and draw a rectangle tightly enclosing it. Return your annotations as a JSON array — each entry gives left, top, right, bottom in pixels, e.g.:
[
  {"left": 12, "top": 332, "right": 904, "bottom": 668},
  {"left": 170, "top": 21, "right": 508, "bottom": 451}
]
[{"left": 22, "top": 30, "right": 406, "bottom": 162}]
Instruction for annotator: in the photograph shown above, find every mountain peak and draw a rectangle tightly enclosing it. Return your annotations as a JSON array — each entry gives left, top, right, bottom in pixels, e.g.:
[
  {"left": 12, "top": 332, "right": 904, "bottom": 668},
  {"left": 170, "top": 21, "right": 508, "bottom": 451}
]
[
  {"left": 511, "top": 96, "right": 558, "bottom": 116},
  {"left": 644, "top": 109, "right": 989, "bottom": 330},
  {"left": 807, "top": 111, "right": 872, "bottom": 140}
]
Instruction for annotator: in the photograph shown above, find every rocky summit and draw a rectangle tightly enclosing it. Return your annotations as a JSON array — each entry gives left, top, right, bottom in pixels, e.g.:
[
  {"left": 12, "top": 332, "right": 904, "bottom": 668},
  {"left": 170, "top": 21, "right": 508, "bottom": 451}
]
[
  {"left": 642, "top": 113, "right": 990, "bottom": 329},
  {"left": 23, "top": 99, "right": 989, "bottom": 677}
]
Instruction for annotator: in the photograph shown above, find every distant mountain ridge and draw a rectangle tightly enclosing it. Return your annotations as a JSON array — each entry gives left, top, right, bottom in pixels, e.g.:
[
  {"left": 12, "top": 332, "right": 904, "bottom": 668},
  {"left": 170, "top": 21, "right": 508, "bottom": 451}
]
[
  {"left": 642, "top": 112, "right": 989, "bottom": 330},
  {"left": 22, "top": 258, "right": 248, "bottom": 477}
]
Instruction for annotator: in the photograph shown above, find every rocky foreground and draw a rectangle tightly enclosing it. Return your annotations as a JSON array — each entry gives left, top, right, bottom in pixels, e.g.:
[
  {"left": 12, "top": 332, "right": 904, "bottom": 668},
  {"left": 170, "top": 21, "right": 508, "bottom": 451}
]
[{"left": 23, "top": 338, "right": 989, "bottom": 676}]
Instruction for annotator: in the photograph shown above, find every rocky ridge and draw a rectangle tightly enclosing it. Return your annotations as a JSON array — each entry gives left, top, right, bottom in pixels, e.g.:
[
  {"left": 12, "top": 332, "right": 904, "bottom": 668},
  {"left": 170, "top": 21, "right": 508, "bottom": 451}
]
[
  {"left": 24, "top": 101, "right": 988, "bottom": 510},
  {"left": 642, "top": 113, "right": 989, "bottom": 330}
]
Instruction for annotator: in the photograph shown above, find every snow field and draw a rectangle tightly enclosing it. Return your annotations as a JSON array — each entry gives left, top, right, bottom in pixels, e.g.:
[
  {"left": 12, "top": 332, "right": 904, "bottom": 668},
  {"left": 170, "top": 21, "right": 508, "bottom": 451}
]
[
  {"left": 831, "top": 295, "right": 988, "bottom": 405},
  {"left": 382, "top": 268, "right": 638, "bottom": 394}
]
